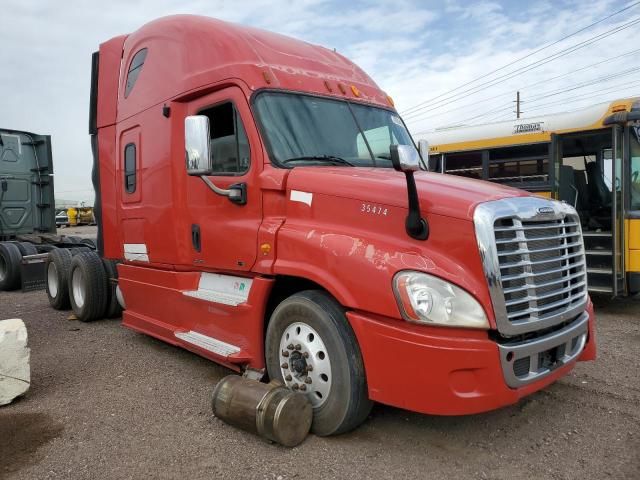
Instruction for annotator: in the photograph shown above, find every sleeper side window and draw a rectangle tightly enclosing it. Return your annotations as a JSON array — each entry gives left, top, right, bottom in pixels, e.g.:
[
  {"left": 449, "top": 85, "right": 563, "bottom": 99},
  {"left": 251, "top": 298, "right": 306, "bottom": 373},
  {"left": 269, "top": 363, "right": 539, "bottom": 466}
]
[
  {"left": 198, "top": 102, "right": 250, "bottom": 175},
  {"left": 125, "top": 48, "right": 148, "bottom": 98},
  {"left": 124, "top": 143, "right": 136, "bottom": 193}
]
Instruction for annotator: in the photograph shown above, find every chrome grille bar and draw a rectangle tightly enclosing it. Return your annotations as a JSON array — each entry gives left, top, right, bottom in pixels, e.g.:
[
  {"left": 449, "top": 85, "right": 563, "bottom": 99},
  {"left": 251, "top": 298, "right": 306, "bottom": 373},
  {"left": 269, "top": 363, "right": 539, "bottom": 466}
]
[
  {"left": 474, "top": 197, "right": 588, "bottom": 336},
  {"left": 501, "top": 261, "right": 585, "bottom": 282}
]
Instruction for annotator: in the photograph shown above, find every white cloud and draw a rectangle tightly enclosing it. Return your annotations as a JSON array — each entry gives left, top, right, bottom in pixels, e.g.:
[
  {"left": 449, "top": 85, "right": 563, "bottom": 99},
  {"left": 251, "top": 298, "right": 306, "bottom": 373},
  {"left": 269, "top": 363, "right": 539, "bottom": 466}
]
[{"left": 0, "top": 0, "right": 638, "bottom": 201}]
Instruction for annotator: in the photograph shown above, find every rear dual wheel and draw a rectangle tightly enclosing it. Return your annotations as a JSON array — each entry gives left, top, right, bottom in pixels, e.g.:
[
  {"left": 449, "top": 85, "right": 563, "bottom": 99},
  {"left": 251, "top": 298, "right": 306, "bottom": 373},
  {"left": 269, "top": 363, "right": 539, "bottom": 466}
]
[
  {"left": 46, "top": 248, "right": 73, "bottom": 309},
  {"left": 265, "top": 290, "right": 372, "bottom": 436},
  {"left": 0, "top": 242, "right": 22, "bottom": 291},
  {"left": 69, "top": 252, "right": 108, "bottom": 322}
]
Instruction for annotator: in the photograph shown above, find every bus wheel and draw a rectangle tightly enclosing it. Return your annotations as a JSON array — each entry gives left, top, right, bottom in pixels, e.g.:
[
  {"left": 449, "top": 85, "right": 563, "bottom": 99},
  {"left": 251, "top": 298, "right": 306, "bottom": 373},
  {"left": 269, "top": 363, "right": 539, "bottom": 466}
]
[
  {"left": 46, "top": 248, "right": 73, "bottom": 310},
  {"left": 0, "top": 242, "right": 23, "bottom": 291},
  {"left": 68, "top": 251, "right": 108, "bottom": 322},
  {"left": 265, "top": 290, "right": 372, "bottom": 436}
]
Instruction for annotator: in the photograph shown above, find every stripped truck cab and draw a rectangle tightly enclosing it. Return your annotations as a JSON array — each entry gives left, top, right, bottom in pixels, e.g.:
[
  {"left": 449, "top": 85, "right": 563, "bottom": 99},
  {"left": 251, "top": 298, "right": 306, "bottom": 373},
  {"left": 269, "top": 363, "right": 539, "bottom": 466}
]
[{"left": 90, "top": 15, "right": 596, "bottom": 435}]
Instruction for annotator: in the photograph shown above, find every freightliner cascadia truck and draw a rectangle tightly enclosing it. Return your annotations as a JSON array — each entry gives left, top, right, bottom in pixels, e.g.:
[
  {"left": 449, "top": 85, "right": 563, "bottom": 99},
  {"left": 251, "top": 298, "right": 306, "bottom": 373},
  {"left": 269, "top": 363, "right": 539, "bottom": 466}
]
[{"left": 45, "top": 15, "right": 596, "bottom": 436}]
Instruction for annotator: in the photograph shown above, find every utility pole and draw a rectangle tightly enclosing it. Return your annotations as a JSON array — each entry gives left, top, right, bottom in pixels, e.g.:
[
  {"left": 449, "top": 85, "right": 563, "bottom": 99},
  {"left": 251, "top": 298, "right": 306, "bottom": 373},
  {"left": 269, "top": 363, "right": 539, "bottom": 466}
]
[{"left": 516, "top": 91, "right": 521, "bottom": 119}]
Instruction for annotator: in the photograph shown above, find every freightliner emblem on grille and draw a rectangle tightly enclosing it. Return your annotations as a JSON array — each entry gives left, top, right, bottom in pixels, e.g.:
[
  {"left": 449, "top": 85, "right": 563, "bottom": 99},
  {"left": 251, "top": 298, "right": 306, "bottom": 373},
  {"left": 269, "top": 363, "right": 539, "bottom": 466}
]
[{"left": 536, "top": 206, "right": 555, "bottom": 215}]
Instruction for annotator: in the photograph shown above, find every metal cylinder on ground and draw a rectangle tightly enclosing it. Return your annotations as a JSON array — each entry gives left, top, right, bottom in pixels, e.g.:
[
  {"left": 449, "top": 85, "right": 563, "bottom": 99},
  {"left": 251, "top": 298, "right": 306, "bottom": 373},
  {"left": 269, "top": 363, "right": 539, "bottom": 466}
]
[{"left": 211, "top": 375, "right": 312, "bottom": 447}]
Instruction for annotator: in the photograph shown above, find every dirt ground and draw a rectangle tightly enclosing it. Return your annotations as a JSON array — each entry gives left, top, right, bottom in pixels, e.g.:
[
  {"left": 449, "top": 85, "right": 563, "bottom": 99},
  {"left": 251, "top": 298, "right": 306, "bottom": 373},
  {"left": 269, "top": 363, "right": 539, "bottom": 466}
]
[{"left": 0, "top": 248, "right": 638, "bottom": 479}]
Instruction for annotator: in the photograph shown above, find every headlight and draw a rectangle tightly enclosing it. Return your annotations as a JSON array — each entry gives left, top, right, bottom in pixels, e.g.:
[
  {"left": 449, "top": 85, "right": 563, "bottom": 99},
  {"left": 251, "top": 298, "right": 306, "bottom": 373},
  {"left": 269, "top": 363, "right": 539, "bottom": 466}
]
[{"left": 393, "top": 271, "right": 489, "bottom": 329}]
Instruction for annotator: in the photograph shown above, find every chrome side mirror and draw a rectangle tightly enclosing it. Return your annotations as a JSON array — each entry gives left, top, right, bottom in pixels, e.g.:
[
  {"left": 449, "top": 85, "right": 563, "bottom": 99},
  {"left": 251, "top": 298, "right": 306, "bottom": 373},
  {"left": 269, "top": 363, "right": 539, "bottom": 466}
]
[
  {"left": 390, "top": 144, "right": 421, "bottom": 172},
  {"left": 185, "top": 115, "right": 212, "bottom": 175},
  {"left": 389, "top": 144, "right": 429, "bottom": 241},
  {"left": 185, "top": 115, "right": 247, "bottom": 206},
  {"left": 418, "top": 140, "right": 429, "bottom": 171}
]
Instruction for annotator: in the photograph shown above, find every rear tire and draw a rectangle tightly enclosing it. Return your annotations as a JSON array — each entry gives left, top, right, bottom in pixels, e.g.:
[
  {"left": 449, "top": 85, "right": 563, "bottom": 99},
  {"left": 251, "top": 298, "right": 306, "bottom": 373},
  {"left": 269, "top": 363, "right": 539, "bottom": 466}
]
[
  {"left": 46, "top": 248, "right": 73, "bottom": 310},
  {"left": 14, "top": 242, "right": 38, "bottom": 256},
  {"left": 65, "top": 236, "right": 83, "bottom": 244},
  {"left": 0, "top": 242, "right": 23, "bottom": 291},
  {"left": 265, "top": 290, "right": 372, "bottom": 436},
  {"left": 80, "top": 238, "right": 97, "bottom": 250},
  {"left": 45, "top": 248, "right": 71, "bottom": 310},
  {"left": 102, "top": 258, "right": 122, "bottom": 318},
  {"left": 70, "top": 246, "right": 91, "bottom": 255},
  {"left": 68, "top": 251, "right": 108, "bottom": 322}
]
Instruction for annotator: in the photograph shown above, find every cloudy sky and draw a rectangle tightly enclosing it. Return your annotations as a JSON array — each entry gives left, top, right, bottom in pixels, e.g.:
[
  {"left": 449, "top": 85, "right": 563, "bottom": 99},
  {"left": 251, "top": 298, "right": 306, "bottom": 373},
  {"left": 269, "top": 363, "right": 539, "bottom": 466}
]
[{"left": 1, "top": 0, "right": 638, "bottom": 202}]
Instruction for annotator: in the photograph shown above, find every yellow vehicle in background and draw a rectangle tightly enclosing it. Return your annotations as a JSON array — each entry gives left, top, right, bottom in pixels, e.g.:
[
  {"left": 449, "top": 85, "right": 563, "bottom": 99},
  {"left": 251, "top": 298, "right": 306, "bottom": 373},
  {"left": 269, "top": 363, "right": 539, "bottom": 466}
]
[
  {"left": 421, "top": 98, "right": 640, "bottom": 296},
  {"left": 66, "top": 206, "right": 95, "bottom": 226}
]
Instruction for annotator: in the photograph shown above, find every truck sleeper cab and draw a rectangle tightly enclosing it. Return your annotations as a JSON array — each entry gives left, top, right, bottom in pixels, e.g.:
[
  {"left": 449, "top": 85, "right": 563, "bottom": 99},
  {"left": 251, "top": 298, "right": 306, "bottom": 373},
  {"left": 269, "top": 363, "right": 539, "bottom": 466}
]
[{"left": 89, "top": 15, "right": 596, "bottom": 436}]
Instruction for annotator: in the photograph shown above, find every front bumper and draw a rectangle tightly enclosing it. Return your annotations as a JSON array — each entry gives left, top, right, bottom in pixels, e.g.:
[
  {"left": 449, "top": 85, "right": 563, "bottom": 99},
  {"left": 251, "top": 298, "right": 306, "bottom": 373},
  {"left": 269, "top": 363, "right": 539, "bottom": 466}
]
[{"left": 346, "top": 301, "right": 596, "bottom": 416}]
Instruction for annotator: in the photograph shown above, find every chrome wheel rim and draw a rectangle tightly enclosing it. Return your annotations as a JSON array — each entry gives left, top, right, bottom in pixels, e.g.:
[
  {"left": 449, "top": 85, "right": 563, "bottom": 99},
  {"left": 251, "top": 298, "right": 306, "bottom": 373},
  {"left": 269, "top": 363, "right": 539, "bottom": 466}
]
[
  {"left": 279, "top": 322, "right": 332, "bottom": 407},
  {"left": 71, "top": 268, "right": 86, "bottom": 308},
  {"left": 47, "top": 262, "right": 59, "bottom": 297}
]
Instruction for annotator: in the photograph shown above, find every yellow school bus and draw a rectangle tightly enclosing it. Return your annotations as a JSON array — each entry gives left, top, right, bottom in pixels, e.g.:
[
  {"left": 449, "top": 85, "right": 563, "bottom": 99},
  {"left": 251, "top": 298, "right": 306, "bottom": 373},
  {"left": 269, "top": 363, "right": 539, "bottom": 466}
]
[{"left": 421, "top": 97, "right": 640, "bottom": 296}]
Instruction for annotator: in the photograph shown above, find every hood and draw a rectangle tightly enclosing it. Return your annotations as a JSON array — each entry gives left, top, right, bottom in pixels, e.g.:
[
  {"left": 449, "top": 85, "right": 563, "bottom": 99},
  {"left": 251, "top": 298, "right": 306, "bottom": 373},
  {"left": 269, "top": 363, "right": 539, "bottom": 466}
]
[{"left": 286, "top": 167, "right": 530, "bottom": 220}]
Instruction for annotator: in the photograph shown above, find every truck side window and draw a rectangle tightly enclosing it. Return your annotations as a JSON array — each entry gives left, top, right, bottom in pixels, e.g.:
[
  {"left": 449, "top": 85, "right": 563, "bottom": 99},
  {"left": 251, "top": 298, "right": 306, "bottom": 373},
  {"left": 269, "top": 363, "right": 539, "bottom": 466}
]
[
  {"left": 124, "top": 143, "right": 136, "bottom": 193},
  {"left": 124, "top": 48, "right": 148, "bottom": 98},
  {"left": 199, "top": 102, "right": 250, "bottom": 175}
]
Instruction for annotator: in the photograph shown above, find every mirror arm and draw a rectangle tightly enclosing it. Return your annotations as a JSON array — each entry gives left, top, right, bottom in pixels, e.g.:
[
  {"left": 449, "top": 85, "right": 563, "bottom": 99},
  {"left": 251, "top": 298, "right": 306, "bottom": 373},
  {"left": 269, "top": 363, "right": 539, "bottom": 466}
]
[
  {"left": 200, "top": 176, "right": 247, "bottom": 205},
  {"left": 404, "top": 171, "right": 429, "bottom": 241},
  {"left": 201, "top": 176, "right": 232, "bottom": 196}
]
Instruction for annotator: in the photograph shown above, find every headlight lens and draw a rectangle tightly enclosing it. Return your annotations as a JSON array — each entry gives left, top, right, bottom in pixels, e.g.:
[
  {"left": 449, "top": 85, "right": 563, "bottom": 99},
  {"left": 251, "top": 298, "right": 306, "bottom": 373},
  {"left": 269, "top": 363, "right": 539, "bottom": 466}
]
[{"left": 393, "top": 271, "right": 489, "bottom": 329}]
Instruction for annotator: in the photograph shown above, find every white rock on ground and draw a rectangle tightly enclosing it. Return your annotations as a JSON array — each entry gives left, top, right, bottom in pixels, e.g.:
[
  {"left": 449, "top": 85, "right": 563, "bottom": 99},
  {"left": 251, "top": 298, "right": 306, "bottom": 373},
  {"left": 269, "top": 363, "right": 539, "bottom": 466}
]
[{"left": 0, "top": 318, "right": 30, "bottom": 406}]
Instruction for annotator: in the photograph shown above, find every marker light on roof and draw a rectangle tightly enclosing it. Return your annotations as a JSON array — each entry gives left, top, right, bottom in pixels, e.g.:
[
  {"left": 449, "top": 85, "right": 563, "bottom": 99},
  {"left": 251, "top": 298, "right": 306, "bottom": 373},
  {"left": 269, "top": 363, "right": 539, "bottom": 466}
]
[
  {"left": 386, "top": 95, "right": 395, "bottom": 107},
  {"left": 350, "top": 85, "right": 360, "bottom": 97}
]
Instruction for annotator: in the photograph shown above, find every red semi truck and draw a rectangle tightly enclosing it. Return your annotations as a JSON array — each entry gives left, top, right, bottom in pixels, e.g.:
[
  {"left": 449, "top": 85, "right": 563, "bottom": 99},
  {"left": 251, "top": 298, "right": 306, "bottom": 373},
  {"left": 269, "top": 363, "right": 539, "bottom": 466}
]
[{"left": 47, "top": 15, "right": 596, "bottom": 436}]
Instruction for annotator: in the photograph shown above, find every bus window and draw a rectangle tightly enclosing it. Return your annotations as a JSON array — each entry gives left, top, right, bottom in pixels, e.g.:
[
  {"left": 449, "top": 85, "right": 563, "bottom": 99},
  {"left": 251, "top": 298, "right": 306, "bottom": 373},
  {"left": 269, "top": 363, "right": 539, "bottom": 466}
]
[
  {"left": 601, "top": 148, "right": 613, "bottom": 191},
  {"left": 443, "top": 152, "right": 482, "bottom": 179},
  {"left": 488, "top": 144, "right": 549, "bottom": 187},
  {"left": 631, "top": 127, "right": 640, "bottom": 210}
]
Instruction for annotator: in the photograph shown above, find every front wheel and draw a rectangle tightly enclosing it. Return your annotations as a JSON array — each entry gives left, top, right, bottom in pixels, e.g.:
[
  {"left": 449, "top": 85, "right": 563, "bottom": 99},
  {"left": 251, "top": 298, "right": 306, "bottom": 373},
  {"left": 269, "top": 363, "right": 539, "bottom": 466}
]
[{"left": 265, "top": 290, "right": 372, "bottom": 436}]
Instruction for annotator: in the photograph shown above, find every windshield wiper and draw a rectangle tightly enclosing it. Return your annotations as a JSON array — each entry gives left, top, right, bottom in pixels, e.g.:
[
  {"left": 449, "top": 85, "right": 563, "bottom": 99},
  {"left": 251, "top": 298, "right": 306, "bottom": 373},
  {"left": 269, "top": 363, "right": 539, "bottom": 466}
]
[{"left": 282, "top": 155, "right": 355, "bottom": 166}]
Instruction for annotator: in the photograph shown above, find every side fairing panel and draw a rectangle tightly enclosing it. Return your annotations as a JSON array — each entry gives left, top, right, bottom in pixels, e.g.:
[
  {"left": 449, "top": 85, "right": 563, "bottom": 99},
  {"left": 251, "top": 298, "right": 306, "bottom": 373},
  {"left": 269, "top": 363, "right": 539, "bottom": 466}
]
[
  {"left": 97, "top": 125, "right": 120, "bottom": 258},
  {"left": 96, "top": 35, "right": 126, "bottom": 129}
]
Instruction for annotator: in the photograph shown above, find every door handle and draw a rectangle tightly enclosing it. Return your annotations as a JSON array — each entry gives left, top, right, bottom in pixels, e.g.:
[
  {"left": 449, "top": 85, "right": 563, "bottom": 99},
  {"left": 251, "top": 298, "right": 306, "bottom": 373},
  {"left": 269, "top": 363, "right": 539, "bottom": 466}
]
[{"left": 192, "top": 224, "right": 201, "bottom": 252}]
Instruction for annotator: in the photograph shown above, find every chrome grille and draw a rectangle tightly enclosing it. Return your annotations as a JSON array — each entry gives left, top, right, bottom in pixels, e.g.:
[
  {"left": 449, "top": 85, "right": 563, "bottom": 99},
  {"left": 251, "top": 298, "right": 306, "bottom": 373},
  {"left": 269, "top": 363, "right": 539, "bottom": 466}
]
[
  {"left": 494, "top": 216, "right": 587, "bottom": 325},
  {"left": 474, "top": 197, "right": 589, "bottom": 336}
]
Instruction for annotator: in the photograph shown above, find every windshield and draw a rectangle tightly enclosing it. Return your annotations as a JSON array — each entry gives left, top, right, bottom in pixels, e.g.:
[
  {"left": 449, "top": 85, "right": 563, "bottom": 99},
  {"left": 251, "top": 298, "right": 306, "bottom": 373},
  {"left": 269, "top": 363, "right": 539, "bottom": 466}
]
[
  {"left": 631, "top": 126, "right": 640, "bottom": 211},
  {"left": 253, "top": 92, "right": 415, "bottom": 168}
]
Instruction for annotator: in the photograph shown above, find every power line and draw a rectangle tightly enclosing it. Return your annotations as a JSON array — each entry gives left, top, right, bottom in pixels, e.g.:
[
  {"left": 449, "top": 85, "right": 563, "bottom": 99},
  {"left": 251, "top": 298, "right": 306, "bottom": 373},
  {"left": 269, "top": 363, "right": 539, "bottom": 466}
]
[
  {"left": 403, "top": 15, "right": 640, "bottom": 119},
  {"left": 420, "top": 72, "right": 638, "bottom": 133},
  {"left": 468, "top": 83, "right": 640, "bottom": 125},
  {"left": 525, "top": 67, "right": 640, "bottom": 103},
  {"left": 518, "top": 80, "right": 640, "bottom": 113},
  {"left": 404, "top": 47, "right": 640, "bottom": 125},
  {"left": 482, "top": 90, "right": 640, "bottom": 126},
  {"left": 401, "top": 1, "right": 640, "bottom": 116},
  {"left": 417, "top": 67, "right": 640, "bottom": 128}
]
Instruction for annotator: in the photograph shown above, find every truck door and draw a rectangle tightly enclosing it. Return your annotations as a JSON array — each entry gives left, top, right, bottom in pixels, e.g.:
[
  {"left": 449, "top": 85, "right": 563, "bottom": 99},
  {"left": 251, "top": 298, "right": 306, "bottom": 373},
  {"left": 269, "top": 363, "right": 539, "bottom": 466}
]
[{"left": 185, "top": 87, "right": 262, "bottom": 271}]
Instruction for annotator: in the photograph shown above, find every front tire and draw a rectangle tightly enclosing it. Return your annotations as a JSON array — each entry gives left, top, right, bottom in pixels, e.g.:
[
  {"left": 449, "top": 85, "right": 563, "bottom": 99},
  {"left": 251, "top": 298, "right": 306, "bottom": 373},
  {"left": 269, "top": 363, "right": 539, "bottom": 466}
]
[{"left": 265, "top": 290, "right": 372, "bottom": 436}]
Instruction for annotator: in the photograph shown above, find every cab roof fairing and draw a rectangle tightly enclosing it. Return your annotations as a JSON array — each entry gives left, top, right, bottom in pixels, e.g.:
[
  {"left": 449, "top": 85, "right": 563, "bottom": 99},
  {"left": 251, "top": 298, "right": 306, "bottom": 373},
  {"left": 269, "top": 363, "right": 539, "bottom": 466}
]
[{"left": 114, "top": 15, "right": 392, "bottom": 122}]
